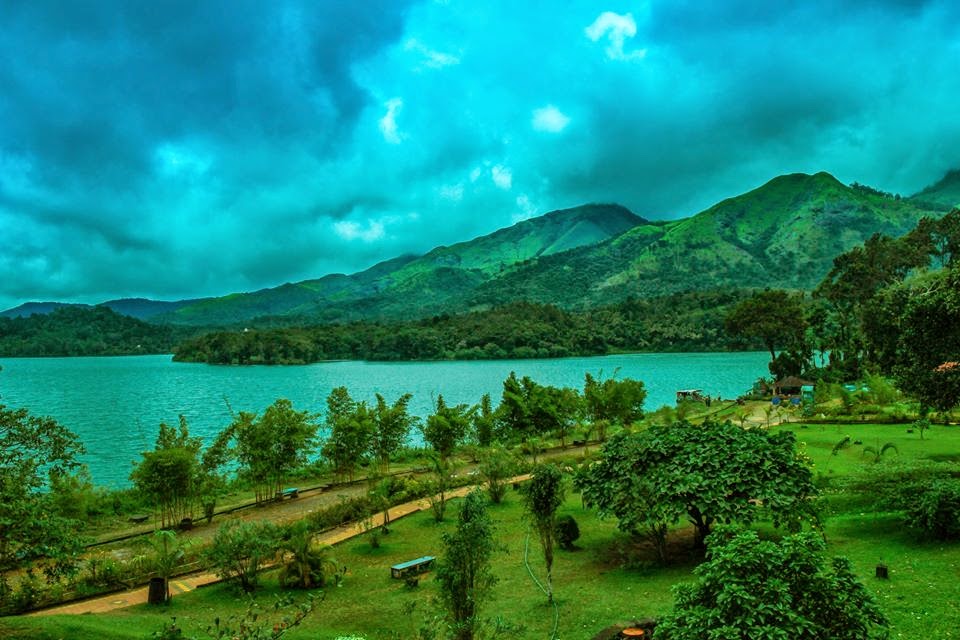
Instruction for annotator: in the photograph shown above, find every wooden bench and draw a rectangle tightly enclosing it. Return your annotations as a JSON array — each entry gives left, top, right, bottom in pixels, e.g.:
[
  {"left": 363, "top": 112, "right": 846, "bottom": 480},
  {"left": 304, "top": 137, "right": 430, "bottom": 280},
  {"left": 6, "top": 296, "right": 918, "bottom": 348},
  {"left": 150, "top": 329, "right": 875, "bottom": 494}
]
[
  {"left": 275, "top": 487, "right": 300, "bottom": 501},
  {"left": 390, "top": 555, "right": 435, "bottom": 579}
]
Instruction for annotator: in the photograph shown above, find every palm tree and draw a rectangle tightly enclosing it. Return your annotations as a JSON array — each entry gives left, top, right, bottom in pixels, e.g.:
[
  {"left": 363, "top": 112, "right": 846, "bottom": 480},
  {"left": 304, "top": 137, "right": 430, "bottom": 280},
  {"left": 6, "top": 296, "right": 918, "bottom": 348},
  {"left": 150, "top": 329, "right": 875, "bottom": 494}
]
[{"left": 279, "top": 521, "right": 338, "bottom": 589}]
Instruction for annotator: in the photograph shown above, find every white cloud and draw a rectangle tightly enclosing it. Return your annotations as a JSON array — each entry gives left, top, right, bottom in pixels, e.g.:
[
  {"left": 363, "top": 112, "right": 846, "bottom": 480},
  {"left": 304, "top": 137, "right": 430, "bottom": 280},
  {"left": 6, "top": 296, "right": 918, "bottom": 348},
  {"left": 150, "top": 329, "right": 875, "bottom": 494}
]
[
  {"left": 333, "top": 219, "right": 386, "bottom": 242},
  {"left": 491, "top": 165, "right": 513, "bottom": 190},
  {"left": 585, "top": 12, "right": 647, "bottom": 61},
  {"left": 513, "top": 194, "right": 538, "bottom": 222},
  {"left": 532, "top": 105, "right": 571, "bottom": 133},
  {"left": 439, "top": 183, "right": 464, "bottom": 201},
  {"left": 404, "top": 38, "right": 461, "bottom": 69},
  {"left": 378, "top": 98, "right": 404, "bottom": 144},
  {"left": 469, "top": 167, "right": 483, "bottom": 182},
  {"left": 153, "top": 142, "right": 212, "bottom": 178}
]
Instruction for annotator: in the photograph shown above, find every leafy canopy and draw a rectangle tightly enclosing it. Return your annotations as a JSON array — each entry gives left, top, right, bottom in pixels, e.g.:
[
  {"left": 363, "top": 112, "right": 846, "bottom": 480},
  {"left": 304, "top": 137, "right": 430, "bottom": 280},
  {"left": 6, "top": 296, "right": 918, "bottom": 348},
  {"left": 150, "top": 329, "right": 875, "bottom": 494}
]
[
  {"left": 576, "top": 420, "right": 819, "bottom": 552},
  {"left": 656, "top": 528, "right": 888, "bottom": 640},
  {"left": 0, "top": 404, "right": 85, "bottom": 571}
]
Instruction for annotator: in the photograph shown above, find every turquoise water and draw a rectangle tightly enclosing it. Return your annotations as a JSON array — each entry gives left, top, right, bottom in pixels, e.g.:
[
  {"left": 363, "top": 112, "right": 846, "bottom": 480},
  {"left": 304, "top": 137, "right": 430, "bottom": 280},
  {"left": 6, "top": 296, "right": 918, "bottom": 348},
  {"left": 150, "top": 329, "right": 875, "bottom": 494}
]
[{"left": 0, "top": 352, "right": 768, "bottom": 487}]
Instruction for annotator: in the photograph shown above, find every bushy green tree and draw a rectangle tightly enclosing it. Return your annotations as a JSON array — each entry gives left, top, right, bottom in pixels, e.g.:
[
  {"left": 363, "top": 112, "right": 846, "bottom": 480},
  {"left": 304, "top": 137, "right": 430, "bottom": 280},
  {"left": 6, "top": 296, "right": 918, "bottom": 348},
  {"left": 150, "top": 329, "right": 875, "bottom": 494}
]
[
  {"left": 422, "top": 395, "right": 473, "bottom": 461},
  {"left": 206, "top": 520, "right": 281, "bottom": 592},
  {"left": 436, "top": 490, "right": 497, "bottom": 640},
  {"left": 576, "top": 421, "right": 818, "bottom": 556},
  {"left": 496, "top": 372, "right": 580, "bottom": 444},
  {"left": 656, "top": 529, "right": 888, "bottom": 640},
  {"left": 130, "top": 416, "right": 202, "bottom": 528},
  {"left": 0, "top": 404, "right": 85, "bottom": 572},
  {"left": 583, "top": 372, "right": 646, "bottom": 440},
  {"left": 906, "top": 480, "right": 960, "bottom": 541}
]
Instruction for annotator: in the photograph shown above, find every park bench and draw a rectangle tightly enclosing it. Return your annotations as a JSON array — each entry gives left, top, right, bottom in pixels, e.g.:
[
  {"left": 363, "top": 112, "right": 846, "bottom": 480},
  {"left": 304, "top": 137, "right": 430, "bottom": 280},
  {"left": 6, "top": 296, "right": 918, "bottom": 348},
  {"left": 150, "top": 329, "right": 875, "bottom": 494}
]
[
  {"left": 275, "top": 487, "right": 300, "bottom": 501},
  {"left": 390, "top": 555, "right": 435, "bottom": 579}
]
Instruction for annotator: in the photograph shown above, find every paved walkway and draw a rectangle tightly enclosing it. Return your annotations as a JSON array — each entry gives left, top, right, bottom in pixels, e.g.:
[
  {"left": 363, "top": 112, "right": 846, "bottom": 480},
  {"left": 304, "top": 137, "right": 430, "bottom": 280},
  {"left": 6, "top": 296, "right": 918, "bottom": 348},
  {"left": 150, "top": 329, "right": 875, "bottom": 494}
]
[{"left": 28, "top": 476, "right": 530, "bottom": 616}]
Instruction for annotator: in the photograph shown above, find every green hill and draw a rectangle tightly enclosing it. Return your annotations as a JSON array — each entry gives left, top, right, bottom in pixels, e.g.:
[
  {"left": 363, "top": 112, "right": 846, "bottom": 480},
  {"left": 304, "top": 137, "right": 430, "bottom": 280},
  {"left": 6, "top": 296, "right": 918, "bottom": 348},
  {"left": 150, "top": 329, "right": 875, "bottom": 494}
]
[
  {"left": 910, "top": 168, "right": 960, "bottom": 209},
  {"left": 469, "top": 172, "right": 942, "bottom": 308},
  {"left": 160, "top": 204, "right": 643, "bottom": 325}
]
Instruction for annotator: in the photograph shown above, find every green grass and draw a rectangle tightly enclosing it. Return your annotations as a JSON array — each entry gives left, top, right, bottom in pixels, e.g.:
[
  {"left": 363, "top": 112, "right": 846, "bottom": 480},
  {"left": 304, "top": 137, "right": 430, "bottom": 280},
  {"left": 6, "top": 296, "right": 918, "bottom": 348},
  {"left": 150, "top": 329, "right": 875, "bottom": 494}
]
[{"left": 5, "top": 423, "right": 960, "bottom": 639}]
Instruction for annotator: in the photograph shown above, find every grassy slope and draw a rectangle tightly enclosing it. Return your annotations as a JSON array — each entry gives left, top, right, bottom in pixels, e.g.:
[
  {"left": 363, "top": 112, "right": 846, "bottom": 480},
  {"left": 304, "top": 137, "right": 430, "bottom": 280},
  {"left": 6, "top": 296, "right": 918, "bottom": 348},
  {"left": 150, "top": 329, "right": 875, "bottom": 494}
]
[
  {"left": 161, "top": 205, "right": 642, "bottom": 326},
  {"left": 911, "top": 168, "right": 960, "bottom": 209},
  {"left": 6, "top": 422, "right": 960, "bottom": 639},
  {"left": 472, "top": 172, "right": 941, "bottom": 309}
]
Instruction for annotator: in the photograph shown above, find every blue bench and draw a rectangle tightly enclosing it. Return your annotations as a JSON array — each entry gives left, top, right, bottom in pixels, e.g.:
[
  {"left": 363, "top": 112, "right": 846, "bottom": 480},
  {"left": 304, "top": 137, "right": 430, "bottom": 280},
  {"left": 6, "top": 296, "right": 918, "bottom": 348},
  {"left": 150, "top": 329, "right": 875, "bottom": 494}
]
[
  {"left": 391, "top": 555, "right": 435, "bottom": 579},
  {"left": 275, "top": 487, "right": 300, "bottom": 501}
]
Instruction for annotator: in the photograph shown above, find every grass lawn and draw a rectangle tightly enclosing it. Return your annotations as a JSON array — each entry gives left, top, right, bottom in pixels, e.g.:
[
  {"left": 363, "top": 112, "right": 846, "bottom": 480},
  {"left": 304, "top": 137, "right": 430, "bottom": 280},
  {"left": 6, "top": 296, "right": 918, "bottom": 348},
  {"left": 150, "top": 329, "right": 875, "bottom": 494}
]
[{"left": 4, "top": 423, "right": 960, "bottom": 639}]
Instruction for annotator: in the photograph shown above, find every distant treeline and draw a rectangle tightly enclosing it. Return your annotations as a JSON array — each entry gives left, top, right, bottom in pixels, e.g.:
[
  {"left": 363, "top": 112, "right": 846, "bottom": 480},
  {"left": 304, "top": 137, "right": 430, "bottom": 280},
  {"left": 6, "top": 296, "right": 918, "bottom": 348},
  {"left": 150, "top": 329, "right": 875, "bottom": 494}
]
[
  {"left": 172, "top": 290, "right": 763, "bottom": 365},
  {"left": 0, "top": 306, "right": 194, "bottom": 357}
]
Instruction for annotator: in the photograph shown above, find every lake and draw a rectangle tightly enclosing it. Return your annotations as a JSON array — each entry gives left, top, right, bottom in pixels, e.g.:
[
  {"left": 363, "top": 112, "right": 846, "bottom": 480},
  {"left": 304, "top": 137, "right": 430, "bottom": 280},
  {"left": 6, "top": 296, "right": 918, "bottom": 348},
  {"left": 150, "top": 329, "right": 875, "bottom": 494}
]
[{"left": 0, "top": 352, "right": 769, "bottom": 487}]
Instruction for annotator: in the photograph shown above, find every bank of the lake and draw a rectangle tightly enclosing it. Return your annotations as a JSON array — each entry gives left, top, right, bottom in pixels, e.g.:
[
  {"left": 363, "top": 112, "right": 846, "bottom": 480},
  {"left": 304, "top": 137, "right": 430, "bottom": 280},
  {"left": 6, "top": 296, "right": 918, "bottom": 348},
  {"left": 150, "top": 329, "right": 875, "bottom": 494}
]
[{"left": 0, "top": 352, "right": 769, "bottom": 487}]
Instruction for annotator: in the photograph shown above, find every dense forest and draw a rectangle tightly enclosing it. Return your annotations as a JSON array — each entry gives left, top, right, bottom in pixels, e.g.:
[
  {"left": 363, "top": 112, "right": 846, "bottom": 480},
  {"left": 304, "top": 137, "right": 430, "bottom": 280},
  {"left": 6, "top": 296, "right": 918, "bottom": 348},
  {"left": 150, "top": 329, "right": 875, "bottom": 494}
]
[
  {"left": 172, "top": 289, "right": 763, "bottom": 364},
  {"left": 0, "top": 306, "right": 194, "bottom": 357}
]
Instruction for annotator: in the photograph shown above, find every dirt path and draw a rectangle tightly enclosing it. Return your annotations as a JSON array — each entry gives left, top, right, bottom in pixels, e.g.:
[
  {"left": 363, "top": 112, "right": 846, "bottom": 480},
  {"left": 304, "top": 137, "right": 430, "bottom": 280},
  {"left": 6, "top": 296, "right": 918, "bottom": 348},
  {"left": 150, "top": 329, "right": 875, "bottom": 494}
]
[{"left": 28, "top": 475, "right": 531, "bottom": 617}]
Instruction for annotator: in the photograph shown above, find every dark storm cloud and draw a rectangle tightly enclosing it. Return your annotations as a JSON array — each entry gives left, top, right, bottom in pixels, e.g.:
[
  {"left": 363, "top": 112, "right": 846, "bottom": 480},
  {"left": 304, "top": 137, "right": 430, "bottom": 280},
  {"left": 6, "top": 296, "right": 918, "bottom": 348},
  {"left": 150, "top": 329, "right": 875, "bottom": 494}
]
[{"left": 1, "top": 0, "right": 959, "bottom": 310}]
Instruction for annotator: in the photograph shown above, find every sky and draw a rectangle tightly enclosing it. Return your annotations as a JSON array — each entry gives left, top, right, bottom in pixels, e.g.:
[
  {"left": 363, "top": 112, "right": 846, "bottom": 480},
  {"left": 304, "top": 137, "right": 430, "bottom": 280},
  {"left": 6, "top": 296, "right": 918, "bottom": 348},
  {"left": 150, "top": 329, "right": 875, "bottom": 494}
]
[{"left": 2, "top": 0, "right": 959, "bottom": 311}]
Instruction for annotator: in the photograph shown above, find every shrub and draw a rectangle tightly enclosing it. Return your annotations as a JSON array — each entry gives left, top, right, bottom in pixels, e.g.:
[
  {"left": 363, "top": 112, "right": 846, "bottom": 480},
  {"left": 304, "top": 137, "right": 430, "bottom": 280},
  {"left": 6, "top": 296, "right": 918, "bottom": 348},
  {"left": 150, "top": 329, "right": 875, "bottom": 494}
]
[
  {"left": 206, "top": 520, "right": 281, "bottom": 592},
  {"left": 906, "top": 480, "right": 960, "bottom": 540},
  {"left": 555, "top": 514, "right": 580, "bottom": 550}
]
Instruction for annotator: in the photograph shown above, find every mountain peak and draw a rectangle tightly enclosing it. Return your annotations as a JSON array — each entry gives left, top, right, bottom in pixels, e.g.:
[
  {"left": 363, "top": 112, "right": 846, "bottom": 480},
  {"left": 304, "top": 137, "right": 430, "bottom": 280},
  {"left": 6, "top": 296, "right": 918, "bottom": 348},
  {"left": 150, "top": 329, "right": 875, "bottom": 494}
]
[{"left": 911, "top": 168, "right": 960, "bottom": 208}]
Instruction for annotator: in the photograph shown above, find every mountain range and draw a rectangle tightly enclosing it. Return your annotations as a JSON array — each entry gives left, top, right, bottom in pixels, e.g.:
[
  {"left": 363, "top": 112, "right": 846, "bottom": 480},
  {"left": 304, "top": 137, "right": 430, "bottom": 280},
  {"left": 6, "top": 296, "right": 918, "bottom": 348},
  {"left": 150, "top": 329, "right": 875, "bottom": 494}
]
[{"left": 4, "top": 169, "right": 957, "bottom": 328}]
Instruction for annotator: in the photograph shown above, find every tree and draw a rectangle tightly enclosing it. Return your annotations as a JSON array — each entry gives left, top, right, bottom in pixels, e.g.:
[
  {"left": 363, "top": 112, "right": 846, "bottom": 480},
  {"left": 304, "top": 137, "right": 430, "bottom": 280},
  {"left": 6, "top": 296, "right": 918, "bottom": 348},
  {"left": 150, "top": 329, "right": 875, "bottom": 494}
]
[
  {"left": 496, "top": 372, "right": 580, "bottom": 444},
  {"left": 890, "top": 267, "right": 960, "bottom": 412},
  {"left": 130, "top": 416, "right": 202, "bottom": 528},
  {"left": 278, "top": 521, "right": 338, "bottom": 589},
  {"left": 436, "top": 490, "right": 497, "bottom": 640},
  {"left": 478, "top": 445, "right": 515, "bottom": 504},
  {"left": 0, "top": 404, "right": 85, "bottom": 572},
  {"left": 322, "top": 387, "right": 373, "bottom": 482},
  {"left": 472, "top": 393, "right": 496, "bottom": 447},
  {"left": 522, "top": 465, "right": 565, "bottom": 603},
  {"left": 576, "top": 421, "right": 819, "bottom": 556},
  {"left": 370, "top": 393, "right": 416, "bottom": 473},
  {"left": 906, "top": 480, "right": 960, "bottom": 541},
  {"left": 422, "top": 395, "right": 473, "bottom": 461},
  {"left": 206, "top": 519, "right": 281, "bottom": 592},
  {"left": 725, "top": 289, "right": 808, "bottom": 374},
  {"left": 149, "top": 530, "right": 185, "bottom": 602},
  {"left": 583, "top": 371, "right": 646, "bottom": 440},
  {"left": 656, "top": 529, "right": 888, "bottom": 640}
]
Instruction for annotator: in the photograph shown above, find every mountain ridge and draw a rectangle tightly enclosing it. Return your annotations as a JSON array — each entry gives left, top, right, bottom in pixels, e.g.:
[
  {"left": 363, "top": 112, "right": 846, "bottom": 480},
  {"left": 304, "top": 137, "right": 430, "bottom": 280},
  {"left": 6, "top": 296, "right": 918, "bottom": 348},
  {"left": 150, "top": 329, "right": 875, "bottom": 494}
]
[{"left": 4, "top": 171, "right": 951, "bottom": 327}]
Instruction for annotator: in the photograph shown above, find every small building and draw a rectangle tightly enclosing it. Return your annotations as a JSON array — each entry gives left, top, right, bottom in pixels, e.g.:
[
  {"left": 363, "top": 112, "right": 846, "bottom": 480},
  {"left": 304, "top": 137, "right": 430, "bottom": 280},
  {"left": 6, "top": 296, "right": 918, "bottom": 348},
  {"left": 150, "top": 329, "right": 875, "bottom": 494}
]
[
  {"left": 676, "top": 389, "right": 705, "bottom": 403},
  {"left": 774, "top": 376, "right": 815, "bottom": 396}
]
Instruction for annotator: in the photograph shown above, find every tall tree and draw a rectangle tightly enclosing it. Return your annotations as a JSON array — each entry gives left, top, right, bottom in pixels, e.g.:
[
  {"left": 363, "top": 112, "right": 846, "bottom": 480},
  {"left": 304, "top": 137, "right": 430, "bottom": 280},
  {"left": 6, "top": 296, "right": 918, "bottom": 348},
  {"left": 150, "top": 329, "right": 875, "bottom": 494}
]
[
  {"left": 220, "top": 399, "right": 319, "bottom": 503},
  {"left": 583, "top": 372, "right": 646, "bottom": 440},
  {"left": 522, "top": 465, "right": 565, "bottom": 603},
  {"left": 472, "top": 393, "right": 496, "bottom": 447},
  {"left": 423, "top": 395, "right": 473, "bottom": 461},
  {"left": 370, "top": 392, "right": 416, "bottom": 473},
  {"left": 436, "top": 490, "right": 497, "bottom": 640},
  {"left": 724, "top": 289, "right": 808, "bottom": 375},
  {"left": 322, "top": 387, "right": 373, "bottom": 482},
  {"left": 130, "top": 416, "right": 202, "bottom": 528},
  {"left": 0, "top": 404, "right": 85, "bottom": 572}
]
